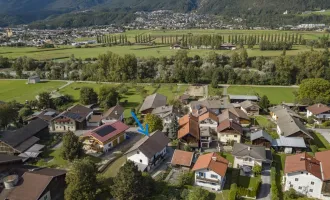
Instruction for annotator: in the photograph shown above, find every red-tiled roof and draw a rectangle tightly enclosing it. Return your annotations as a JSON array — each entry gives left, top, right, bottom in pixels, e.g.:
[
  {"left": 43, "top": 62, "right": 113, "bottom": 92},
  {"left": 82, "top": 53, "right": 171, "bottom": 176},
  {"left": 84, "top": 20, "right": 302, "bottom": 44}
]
[
  {"left": 316, "top": 150, "right": 330, "bottom": 181},
  {"left": 307, "top": 104, "right": 330, "bottom": 115},
  {"left": 83, "top": 121, "right": 129, "bottom": 143},
  {"left": 192, "top": 152, "right": 228, "bottom": 177},
  {"left": 285, "top": 152, "right": 322, "bottom": 179},
  {"left": 217, "top": 119, "right": 243, "bottom": 134},
  {"left": 171, "top": 149, "right": 194, "bottom": 167},
  {"left": 178, "top": 114, "right": 199, "bottom": 139}
]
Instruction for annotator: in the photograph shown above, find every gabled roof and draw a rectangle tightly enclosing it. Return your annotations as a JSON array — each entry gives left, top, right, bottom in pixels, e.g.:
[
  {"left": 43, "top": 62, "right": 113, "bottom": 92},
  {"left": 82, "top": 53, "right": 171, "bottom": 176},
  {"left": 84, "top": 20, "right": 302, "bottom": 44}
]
[
  {"left": 139, "top": 93, "right": 167, "bottom": 112},
  {"left": 178, "top": 114, "right": 199, "bottom": 139},
  {"left": 67, "top": 104, "right": 93, "bottom": 119},
  {"left": 151, "top": 105, "right": 174, "bottom": 119},
  {"left": 0, "top": 154, "right": 23, "bottom": 165},
  {"left": 198, "top": 110, "right": 219, "bottom": 123},
  {"left": 83, "top": 121, "right": 129, "bottom": 143},
  {"left": 54, "top": 111, "right": 85, "bottom": 122},
  {"left": 240, "top": 100, "right": 260, "bottom": 110},
  {"left": 217, "top": 119, "right": 243, "bottom": 134},
  {"left": 28, "top": 108, "right": 59, "bottom": 122},
  {"left": 218, "top": 109, "right": 240, "bottom": 124},
  {"left": 0, "top": 119, "right": 48, "bottom": 151},
  {"left": 125, "top": 131, "right": 170, "bottom": 159},
  {"left": 5, "top": 168, "right": 66, "bottom": 200},
  {"left": 232, "top": 143, "right": 267, "bottom": 161},
  {"left": 190, "top": 100, "right": 224, "bottom": 110},
  {"left": 271, "top": 136, "right": 306, "bottom": 148},
  {"left": 285, "top": 153, "right": 322, "bottom": 179},
  {"left": 307, "top": 104, "right": 330, "bottom": 115},
  {"left": 102, "top": 105, "right": 124, "bottom": 120},
  {"left": 250, "top": 130, "right": 272, "bottom": 142},
  {"left": 228, "top": 107, "right": 250, "bottom": 120},
  {"left": 171, "top": 149, "right": 194, "bottom": 167},
  {"left": 315, "top": 150, "right": 330, "bottom": 181},
  {"left": 192, "top": 152, "right": 228, "bottom": 177},
  {"left": 277, "top": 116, "right": 312, "bottom": 139}
]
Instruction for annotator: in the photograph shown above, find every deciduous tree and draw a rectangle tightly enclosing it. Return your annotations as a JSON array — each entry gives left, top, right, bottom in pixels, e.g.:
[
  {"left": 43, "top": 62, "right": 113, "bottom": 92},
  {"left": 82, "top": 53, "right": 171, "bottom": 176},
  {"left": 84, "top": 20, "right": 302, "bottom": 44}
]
[
  {"left": 61, "top": 131, "right": 83, "bottom": 161},
  {"left": 143, "top": 113, "right": 163, "bottom": 132},
  {"left": 80, "top": 87, "right": 98, "bottom": 105},
  {"left": 296, "top": 78, "right": 330, "bottom": 105}
]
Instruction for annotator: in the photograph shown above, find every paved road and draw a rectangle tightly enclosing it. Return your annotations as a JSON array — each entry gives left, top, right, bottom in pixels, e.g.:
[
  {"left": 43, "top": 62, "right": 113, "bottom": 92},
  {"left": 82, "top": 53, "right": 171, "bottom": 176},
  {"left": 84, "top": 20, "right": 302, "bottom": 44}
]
[
  {"left": 257, "top": 164, "right": 271, "bottom": 200},
  {"left": 311, "top": 128, "right": 330, "bottom": 143}
]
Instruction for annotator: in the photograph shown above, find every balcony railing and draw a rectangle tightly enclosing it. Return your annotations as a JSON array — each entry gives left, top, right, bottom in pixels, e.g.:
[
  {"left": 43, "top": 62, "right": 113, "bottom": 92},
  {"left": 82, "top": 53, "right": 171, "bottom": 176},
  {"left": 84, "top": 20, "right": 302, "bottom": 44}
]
[{"left": 196, "top": 176, "right": 220, "bottom": 184}]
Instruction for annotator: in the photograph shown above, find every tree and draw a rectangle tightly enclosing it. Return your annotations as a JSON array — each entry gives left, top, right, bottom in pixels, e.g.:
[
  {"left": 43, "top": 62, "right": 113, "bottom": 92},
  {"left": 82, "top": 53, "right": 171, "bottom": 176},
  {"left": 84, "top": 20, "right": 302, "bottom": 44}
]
[
  {"left": 111, "top": 161, "right": 150, "bottom": 200},
  {"left": 38, "top": 92, "right": 53, "bottom": 109},
  {"left": 143, "top": 113, "right": 163, "bottom": 132},
  {"left": 65, "top": 158, "right": 98, "bottom": 200},
  {"left": 240, "top": 48, "right": 248, "bottom": 67},
  {"left": 80, "top": 87, "right": 98, "bottom": 105},
  {"left": 229, "top": 183, "right": 238, "bottom": 200},
  {"left": 253, "top": 164, "right": 262, "bottom": 175},
  {"left": 296, "top": 78, "right": 330, "bottom": 105},
  {"left": 178, "top": 172, "right": 194, "bottom": 187},
  {"left": 99, "top": 86, "right": 120, "bottom": 109},
  {"left": 230, "top": 51, "right": 240, "bottom": 68},
  {"left": 188, "top": 187, "right": 210, "bottom": 200},
  {"left": 61, "top": 131, "right": 83, "bottom": 161},
  {"left": 168, "top": 116, "right": 179, "bottom": 140},
  {"left": 259, "top": 95, "right": 270, "bottom": 110},
  {"left": 0, "top": 102, "right": 19, "bottom": 129},
  {"left": 18, "top": 106, "right": 33, "bottom": 119}
]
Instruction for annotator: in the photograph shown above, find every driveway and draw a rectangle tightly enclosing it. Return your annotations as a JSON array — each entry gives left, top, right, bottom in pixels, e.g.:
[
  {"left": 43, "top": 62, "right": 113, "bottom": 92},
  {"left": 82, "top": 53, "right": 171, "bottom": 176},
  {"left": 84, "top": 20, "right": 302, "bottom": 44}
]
[
  {"left": 257, "top": 164, "right": 271, "bottom": 200},
  {"left": 312, "top": 128, "right": 330, "bottom": 143},
  {"left": 150, "top": 147, "right": 175, "bottom": 178}
]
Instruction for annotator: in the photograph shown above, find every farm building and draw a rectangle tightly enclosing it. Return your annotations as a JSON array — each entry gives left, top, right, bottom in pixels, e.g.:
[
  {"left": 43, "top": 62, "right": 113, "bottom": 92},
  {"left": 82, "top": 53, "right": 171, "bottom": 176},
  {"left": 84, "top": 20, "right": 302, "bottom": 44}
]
[{"left": 27, "top": 76, "right": 40, "bottom": 84}]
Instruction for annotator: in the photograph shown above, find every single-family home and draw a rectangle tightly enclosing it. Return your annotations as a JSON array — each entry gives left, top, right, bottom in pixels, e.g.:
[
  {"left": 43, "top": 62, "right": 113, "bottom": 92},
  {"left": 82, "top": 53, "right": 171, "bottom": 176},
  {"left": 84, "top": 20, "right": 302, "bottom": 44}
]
[
  {"left": 284, "top": 151, "right": 330, "bottom": 199},
  {"left": 218, "top": 108, "right": 250, "bottom": 127},
  {"left": 276, "top": 115, "right": 313, "bottom": 141},
  {"left": 271, "top": 136, "right": 307, "bottom": 154},
  {"left": 81, "top": 121, "right": 129, "bottom": 153},
  {"left": 192, "top": 152, "right": 229, "bottom": 191},
  {"left": 51, "top": 104, "right": 93, "bottom": 131},
  {"left": 26, "top": 108, "right": 60, "bottom": 131},
  {"left": 102, "top": 105, "right": 125, "bottom": 123},
  {"left": 250, "top": 130, "right": 273, "bottom": 148},
  {"left": 87, "top": 114, "right": 102, "bottom": 127},
  {"left": 171, "top": 149, "right": 194, "bottom": 168},
  {"left": 139, "top": 93, "right": 167, "bottom": 115},
  {"left": 27, "top": 75, "right": 40, "bottom": 84},
  {"left": 240, "top": 100, "right": 260, "bottom": 116},
  {"left": 0, "top": 119, "right": 49, "bottom": 156},
  {"left": 1, "top": 168, "right": 66, "bottom": 200},
  {"left": 190, "top": 100, "right": 224, "bottom": 115},
  {"left": 178, "top": 114, "right": 200, "bottom": 148},
  {"left": 152, "top": 105, "right": 177, "bottom": 129},
  {"left": 125, "top": 130, "right": 170, "bottom": 171},
  {"left": 229, "top": 95, "right": 260, "bottom": 103},
  {"left": 232, "top": 143, "right": 270, "bottom": 176},
  {"left": 192, "top": 108, "right": 219, "bottom": 130},
  {"left": 217, "top": 119, "right": 242, "bottom": 144},
  {"left": 306, "top": 103, "right": 330, "bottom": 124}
]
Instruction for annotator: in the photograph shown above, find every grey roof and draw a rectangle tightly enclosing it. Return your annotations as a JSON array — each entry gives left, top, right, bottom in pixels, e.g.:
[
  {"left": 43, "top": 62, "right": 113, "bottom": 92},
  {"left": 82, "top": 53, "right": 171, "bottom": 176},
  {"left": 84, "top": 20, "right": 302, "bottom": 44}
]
[
  {"left": 229, "top": 95, "right": 259, "bottom": 101},
  {"left": 102, "top": 105, "right": 125, "bottom": 120},
  {"left": 125, "top": 131, "right": 170, "bottom": 159},
  {"left": 269, "top": 105, "right": 285, "bottom": 113},
  {"left": 232, "top": 143, "right": 267, "bottom": 161},
  {"left": 68, "top": 104, "right": 93, "bottom": 119},
  {"left": 15, "top": 136, "right": 40, "bottom": 152},
  {"left": 0, "top": 119, "right": 48, "bottom": 150},
  {"left": 271, "top": 136, "right": 306, "bottom": 148},
  {"left": 250, "top": 130, "right": 273, "bottom": 142},
  {"left": 139, "top": 93, "right": 167, "bottom": 112},
  {"left": 0, "top": 154, "right": 23, "bottom": 164},
  {"left": 277, "top": 116, "right": 312, "bottom": 139},
  {"left": 190, "top": 99, "right": 224, "bottom": 109},
  {"left": 274, "top": 108, "right": 302, "bottom": 119},
  {"left": 281, "top": 103, "right": 307, "bottom": 107},
  {"left": 240, "top": 100, "right": 260, "bottom": 109},
  {"left": 151, "top": 105, "right": 174, "bottom": 118}
]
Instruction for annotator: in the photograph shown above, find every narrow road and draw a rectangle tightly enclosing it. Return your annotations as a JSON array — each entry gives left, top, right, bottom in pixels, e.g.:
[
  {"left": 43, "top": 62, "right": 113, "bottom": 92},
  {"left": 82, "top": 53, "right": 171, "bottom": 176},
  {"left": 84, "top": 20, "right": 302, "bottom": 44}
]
[{"left": 257, "top": 164, "right": 271, "bottom": 200}]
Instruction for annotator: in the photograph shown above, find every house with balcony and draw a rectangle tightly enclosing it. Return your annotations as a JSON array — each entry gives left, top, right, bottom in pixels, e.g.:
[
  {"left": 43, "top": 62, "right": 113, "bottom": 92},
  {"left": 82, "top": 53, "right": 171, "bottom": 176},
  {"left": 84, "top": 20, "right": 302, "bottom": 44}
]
[
  {"left": 276, "top": 114, "right": 313, "bottom": 141},
  {"left": 178, "top": 114, "right": 200, "bottom": 148},
  {"left": 232, "top": 143, "right": 270, "bottom": 176},
  {"left": 284, "top": 151, "right": 330, "bottom": 199},
  {"left": 240, "top": 100, "right": 260, "bottom": 116},
  {"left": 192, "top": 152, "right": 229, "bottom": 191},
  {"left": 217, "top": 119, "right": 242, "bottom": 145},
  {"left": 80, "top": 121, "right": 129, "bottom": 153},
  {"left": 194, "top": 108, "right": 219, "bottom": 131},
  {"left": 306, "top": 103, "right": 330, "bottom": 124},
  {"left": 151, "top": 105, "right": 177, "bottom": 130},
  {"left": 190, "top": 100, "right": 224, "bottom": 115},
  {"left": 125, "top": 131, "right": 170, "bottom": 172}
]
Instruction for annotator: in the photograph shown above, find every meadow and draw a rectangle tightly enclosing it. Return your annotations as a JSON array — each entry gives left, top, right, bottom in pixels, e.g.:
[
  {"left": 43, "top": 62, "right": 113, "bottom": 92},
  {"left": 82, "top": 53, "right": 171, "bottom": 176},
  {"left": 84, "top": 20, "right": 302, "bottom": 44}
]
[
  {"left": 0, "top": 80, "right": 66, "bottom": 102},
  {"left": 227, "top": 85, "right": 298, "bottom": 104}
]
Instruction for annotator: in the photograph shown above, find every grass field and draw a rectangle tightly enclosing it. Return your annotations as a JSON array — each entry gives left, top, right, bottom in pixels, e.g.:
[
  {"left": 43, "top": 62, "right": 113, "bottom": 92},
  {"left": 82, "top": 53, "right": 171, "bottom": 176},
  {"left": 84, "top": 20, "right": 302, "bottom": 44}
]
[
  {"left": 103, "top": 155, "right": 127, "bottom": 178},
  {"left": 0, "top": 80, "right": 66, "bottom": 102},
  {"left": 227, "top": 86, "right": 298, "bottom": 104}
]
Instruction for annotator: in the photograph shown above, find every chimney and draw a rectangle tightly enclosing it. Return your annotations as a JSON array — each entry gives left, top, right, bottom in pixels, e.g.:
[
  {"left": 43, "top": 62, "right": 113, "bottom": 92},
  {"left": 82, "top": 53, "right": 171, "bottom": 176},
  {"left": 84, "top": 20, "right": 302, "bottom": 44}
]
[{"left": 212, "top": 156, "right": 217, "bottom": 161}]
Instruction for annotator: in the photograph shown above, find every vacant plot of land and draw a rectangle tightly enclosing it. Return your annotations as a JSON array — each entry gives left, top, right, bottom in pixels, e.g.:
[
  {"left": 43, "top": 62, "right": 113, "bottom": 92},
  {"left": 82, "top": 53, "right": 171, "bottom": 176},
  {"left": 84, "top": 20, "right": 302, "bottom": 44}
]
[
  {"left": 0, "top": 80, "right": 66, "bottom": 102},
  {"left": 228, "top": 86, "right": 297, "bottom": 104}
]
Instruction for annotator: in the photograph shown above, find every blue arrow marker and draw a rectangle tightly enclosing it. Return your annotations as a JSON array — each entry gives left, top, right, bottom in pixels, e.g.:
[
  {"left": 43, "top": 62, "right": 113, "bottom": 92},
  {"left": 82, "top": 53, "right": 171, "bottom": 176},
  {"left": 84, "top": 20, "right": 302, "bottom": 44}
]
[{"left": 131, "top": 111, "right": 149, "bottom": 136}]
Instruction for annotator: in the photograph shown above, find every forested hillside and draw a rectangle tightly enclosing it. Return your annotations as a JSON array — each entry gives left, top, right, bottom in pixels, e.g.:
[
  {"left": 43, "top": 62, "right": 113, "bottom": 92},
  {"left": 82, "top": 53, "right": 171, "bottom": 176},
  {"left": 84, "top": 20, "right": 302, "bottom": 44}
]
[{"left": 1, "top": 0, "right": 330, "bottom": 27}]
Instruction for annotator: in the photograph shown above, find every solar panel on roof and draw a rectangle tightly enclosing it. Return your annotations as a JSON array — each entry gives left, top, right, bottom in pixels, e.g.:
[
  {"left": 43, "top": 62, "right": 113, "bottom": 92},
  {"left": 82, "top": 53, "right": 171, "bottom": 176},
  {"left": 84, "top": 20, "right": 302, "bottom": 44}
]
[
  {"left": 44, "top": 111, "right": 55, "bottom": 116},
  {"left": 95, "top": 125, "right": 116, "bottom": 137}
]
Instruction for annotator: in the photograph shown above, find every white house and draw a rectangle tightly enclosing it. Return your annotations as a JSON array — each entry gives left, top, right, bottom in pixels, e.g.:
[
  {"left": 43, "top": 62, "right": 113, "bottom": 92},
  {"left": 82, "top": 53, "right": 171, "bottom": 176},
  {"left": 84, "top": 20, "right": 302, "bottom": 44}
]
[
  {"left": 192, "top": 152, "right": 229, "bottom": 191},
  {"left": 125, "top": 131, "right": 170, "bottom": 172},
  {"left": 284, "top": 152, "right": 330, "bottom": 199},
  {"left": 232, "top": 143, "right": 269, "bottom": 176},
  {"left": 197, "top": 109, "right": 219, "bottom": 131},
  {"left": 306, "top": 104, "right": 330, "bottom": 124},
  {"left": 102, "top": 105, "right": 125, "bottom": 123}
]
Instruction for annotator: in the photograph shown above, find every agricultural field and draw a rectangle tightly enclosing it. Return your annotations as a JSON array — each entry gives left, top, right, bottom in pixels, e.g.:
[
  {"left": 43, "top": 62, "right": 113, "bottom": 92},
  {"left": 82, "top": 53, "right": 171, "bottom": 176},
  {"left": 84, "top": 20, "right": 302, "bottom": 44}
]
[
  {"left": 60, "top": 82, "right": 188, "bottom": 117},
  {"left": 0, "top": 80, "right": 66, "bottom": 102},
  {"left": 227, "top": 85, "right": 298, "bottom": 104}
]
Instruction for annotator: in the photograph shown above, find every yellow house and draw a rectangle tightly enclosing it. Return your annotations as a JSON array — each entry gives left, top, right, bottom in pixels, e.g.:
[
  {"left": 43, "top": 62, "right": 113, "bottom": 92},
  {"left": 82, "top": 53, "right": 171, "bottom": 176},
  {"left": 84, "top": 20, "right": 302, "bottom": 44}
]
[{"left": 217, "top": 119, "right": 243, "bottom": 144}]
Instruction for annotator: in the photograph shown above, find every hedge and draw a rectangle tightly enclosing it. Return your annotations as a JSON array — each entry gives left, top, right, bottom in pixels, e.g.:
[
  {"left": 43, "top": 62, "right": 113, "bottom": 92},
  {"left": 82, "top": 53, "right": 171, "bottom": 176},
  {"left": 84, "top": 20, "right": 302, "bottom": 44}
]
[
  {"left": 237, "top": 179, "right": 261, "bottom": 198},
  {"left": 271, "top": 167, "right": 280, "bottom": 200},
  {"left": 229, "top": 183, "right": 238, "bottom": 200}
]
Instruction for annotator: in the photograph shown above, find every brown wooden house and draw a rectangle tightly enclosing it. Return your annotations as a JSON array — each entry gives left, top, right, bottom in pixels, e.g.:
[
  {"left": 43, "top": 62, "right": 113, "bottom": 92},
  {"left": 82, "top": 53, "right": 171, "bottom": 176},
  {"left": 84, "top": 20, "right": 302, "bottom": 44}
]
[{"left": 250, "top": 130, "right": 273, "bottom": 148}]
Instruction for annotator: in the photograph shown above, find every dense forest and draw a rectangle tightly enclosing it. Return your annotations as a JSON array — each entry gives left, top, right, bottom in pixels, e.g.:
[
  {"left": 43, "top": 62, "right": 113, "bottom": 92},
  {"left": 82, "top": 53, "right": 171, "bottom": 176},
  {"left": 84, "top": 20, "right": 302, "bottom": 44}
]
[
  {"left": 1, "top": 0, "right": 330, "bottom": 27},
  {"left": 2, "top": 47, "right": 330, "bottom": 86}
]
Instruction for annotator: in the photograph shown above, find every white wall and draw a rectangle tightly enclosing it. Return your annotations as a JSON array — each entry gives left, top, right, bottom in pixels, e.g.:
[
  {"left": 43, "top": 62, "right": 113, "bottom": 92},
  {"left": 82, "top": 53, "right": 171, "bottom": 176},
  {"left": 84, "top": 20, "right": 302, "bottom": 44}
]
[
  {"left": 307, "top": 110, "right": 330, "bottom": 121},
  {"left": 195, "top": 168, "right": 223, "bottom": 191},
  {"left": 233, "top": 156, "right": 262, "bottom": 168},
  {"left": 284, "top": 171, "right": 323, "bottom": 199},
  {"left": 127, "top": 150, "right": 149, "bottom": 166},
  {"left": 53, "top": 119, "right": 76, "bottom": 132},
  {"left": 218, "top": 133, "right": 241, "bottom": 144}
]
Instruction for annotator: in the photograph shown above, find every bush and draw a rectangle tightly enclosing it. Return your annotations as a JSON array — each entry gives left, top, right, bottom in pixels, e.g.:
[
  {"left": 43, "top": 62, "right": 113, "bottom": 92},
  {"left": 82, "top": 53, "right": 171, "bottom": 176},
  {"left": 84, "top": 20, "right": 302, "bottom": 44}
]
[
  {"left": 310, "top": 145, "right": 318, "bottom": 153},
  {"left": 177, "top": 172, "right": 194, "bottom": 187},
  {"left": 253, "top": 164, "right": 262, "bottom": 176},
  {"left": 323, "top": 121, "right": 330, "bottom": 127},
  {"left": 271, "top": 167, "right": 280, "bottom": 200},
  {"left": 229, "top": 183, "right": 238, "bottom": 200}
]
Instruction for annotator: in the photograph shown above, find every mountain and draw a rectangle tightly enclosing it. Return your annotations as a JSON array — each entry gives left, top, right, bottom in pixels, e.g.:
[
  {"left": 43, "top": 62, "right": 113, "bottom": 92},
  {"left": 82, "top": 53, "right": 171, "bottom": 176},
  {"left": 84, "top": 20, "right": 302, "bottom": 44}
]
[{"left": 0, "top": 0, "right": 330, "bottom": 27}]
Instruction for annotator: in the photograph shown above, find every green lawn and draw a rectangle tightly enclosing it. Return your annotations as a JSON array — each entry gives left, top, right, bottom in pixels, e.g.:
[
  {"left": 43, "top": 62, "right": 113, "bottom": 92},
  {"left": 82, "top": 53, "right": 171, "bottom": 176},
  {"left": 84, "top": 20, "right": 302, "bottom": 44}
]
[
  {"left": 227, "top": 86, "right": 298, "bottom": 104},
  {"left": 254, "top": 115, "right": 276, "bottom": 128},
  {"left": 208, "top": 85, "right": 224, "bottom": 96},
  {"left": 310, "top": 131, "right": 330, "bottom": 150},
  {"left": 220, "top": 152, "right": 234, "bottom": 166},
  {"left": 102, "top": 155, "right": 127, "bottom": 178},
  {"left": 0, "top": 80, "right": 66, "bottom": 103},
  {"left": 238, "top": 175, "right": 261, "bottom": 189}
]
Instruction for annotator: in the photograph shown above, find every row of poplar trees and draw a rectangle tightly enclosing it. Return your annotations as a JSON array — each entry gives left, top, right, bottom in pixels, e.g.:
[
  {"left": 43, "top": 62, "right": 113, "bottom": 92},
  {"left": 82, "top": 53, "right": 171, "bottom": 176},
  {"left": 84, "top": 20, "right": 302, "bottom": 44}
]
[{"left": 96, "top": 34, "right": 128, "bottom": 44}]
